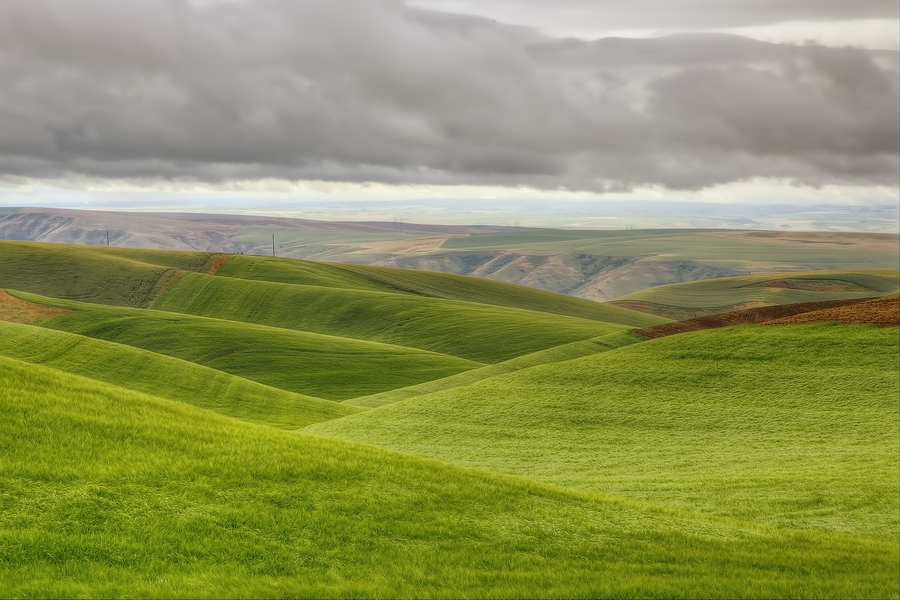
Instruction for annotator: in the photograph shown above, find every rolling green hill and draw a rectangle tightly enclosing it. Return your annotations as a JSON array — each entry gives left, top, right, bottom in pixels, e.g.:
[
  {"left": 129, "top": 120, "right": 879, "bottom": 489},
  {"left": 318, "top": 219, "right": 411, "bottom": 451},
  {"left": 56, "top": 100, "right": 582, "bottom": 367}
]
[
  {"left": 0, "top": 240, "right": 666, "bottom": 327},
  {"left": 348, "top": 330, "right": 641, "bottom": 408},
  {"left": 151, "top": 273, "right": 638, "bottom": 363},
  {"left": 1, "top": 355, "right": 896, "bottom": 597},
  {"left": 2, "top": 239, "right": 897, "bottom": 596},
  {"left": 0, "top": 320, "right": 358, "bottom": 428},
  {"left": 12, "top": 290, "right": 482, "bottom": 400},
  {"left": 310, "top": 324, "right": 900, "bottom": 536},
  {"left": 611, "top": 269, "right": 900, "bottom": 318}
]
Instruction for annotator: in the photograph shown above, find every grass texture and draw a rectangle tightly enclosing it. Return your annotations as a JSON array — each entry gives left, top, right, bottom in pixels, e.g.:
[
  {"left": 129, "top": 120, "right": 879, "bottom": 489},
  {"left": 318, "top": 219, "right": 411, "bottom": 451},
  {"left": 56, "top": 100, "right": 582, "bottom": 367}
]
[
  {"left": 0, "top": 320, "right": 359, "bottom": 428},
  {"left": 0, "top": 241, "right": 219, "bottom": 307},
  {"left": 0, "top": 355, "right": 896, "bottom": 598},
  {"left": 152, "top": 273, "right": 632, "bottom": 363},
  {"left": 348, "top": 330, "right": 641, "bottom": 408},
  {"left": 310, "top": 325, "right": 900, "bottom": 537},
  {"left": 12, "top": 291, "right": 481, "bottom": 400}
]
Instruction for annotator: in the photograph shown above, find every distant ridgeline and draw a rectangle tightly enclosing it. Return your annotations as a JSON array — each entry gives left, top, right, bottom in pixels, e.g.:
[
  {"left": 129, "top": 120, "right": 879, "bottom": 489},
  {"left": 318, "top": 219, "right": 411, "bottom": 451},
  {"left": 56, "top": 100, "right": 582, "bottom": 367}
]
[
  {"left": 2, "top": 208, "right": 898, "bottom": 302},
  {"left": 0, "top": 239, "right": 897, "bottom": 597}
]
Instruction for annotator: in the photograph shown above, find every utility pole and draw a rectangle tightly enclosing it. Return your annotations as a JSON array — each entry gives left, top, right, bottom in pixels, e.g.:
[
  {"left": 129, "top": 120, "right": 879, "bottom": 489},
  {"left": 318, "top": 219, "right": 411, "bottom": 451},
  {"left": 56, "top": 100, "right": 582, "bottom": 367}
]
[
  {"left": 106, "top": 231, "right": 110, "bottom": 246},
  {"left": 272, "top": 234, "right": 275, "bottom": 257}
]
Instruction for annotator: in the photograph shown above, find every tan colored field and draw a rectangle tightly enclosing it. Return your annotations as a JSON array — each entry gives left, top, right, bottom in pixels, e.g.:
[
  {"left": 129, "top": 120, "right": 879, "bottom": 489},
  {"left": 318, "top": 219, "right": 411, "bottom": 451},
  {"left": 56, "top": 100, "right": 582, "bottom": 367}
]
[
  {"left": 0, "top": 291, "right": 71, "bottom": 324},
  {"left": 764, "top": 294, "right": 900, "bottom": 327},
  {"left": 635, "top": 295, "right": 898, "bottom": 339}
]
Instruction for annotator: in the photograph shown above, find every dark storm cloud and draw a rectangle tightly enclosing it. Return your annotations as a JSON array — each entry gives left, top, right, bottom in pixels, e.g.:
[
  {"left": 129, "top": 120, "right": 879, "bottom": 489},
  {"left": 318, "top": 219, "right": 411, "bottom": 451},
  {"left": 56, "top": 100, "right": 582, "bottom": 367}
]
[{"left": 0, "top": 0, "right": 896, "bottom": 191}]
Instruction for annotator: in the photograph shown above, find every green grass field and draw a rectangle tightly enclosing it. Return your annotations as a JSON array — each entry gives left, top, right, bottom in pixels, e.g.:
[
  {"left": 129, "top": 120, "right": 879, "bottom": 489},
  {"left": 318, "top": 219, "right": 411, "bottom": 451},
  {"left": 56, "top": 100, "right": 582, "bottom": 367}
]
[
  {"left": 151, "top": 273, "right": 639, "bottom": 363},
  {"left": 0, "top": 240, "right": 897, "bottom": 597},
  {"left": 1, "top": 355, "right": 896, "bottom": 597},
  {"left": 311, "top": 325, "right": 900, "bottom": 536},
  {"left": 13, "top": 290, "right": 482, "bottom": 400},
  {"left": 0, "top": 320, "right": 359, "bottom": 428}
]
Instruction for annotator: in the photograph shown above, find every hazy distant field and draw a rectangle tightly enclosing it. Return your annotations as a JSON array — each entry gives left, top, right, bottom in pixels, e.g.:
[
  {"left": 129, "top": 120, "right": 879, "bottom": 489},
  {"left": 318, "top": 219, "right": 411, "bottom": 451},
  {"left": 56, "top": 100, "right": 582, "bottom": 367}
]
[
  {"left": 2, "top": 208, "right": 898, "bottom": 301},
  {"left": 0, "top": 240, "right": 897, "bottom": 597}
]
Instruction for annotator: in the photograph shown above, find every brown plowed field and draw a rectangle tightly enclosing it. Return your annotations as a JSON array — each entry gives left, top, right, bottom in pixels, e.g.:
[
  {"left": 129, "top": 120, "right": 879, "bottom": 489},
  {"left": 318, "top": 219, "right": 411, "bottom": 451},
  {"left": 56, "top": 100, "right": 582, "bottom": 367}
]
[
  {"left": 0, "top": 290, "right": 71, "bottom": 324},
  {"left": 634, "top": 296, "right": 896, "bottom": 339},
  {"left": 763, "top": 294, "right": 900, "bottom": 327}
]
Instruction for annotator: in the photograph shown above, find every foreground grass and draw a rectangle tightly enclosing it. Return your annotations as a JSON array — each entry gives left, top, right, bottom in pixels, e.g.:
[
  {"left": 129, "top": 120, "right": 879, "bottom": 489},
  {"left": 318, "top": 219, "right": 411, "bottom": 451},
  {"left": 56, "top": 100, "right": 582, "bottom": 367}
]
[
  {"left": 0, "top": 320, "right": 360, "bottom": 428},
  {"left": 1, "top": 356, "right": 897, "bottom": 597},
  {"left": 311, "top": 325, "right": 900, "bottom": 537},
  {"left": 14, "top": 290, "right": 481, "bottom": 400}
]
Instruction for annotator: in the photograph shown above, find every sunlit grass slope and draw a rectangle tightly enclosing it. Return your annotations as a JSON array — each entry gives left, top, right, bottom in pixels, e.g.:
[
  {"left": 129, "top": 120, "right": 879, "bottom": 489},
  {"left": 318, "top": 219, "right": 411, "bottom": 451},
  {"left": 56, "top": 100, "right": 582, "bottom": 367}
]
[
  {"left": 1, "top": 356, "right": 896, "bottom": 598},
  {"left": 0, "top": 320, "right": 358, "bottom": 428},
  {"left": 218, "top": 255, "right": 667, "bottom": 325},
  {"left": 0, "top": 241, "right": 223, "bottom": 307},
  {"left": 616, "top": 269, "right": 900, "bottom": 310},
  {"left": 311, "top": 325, "right": 900, "bottom": 537},
  {"left": 12, "top": 291, "right": 480, "bottom": 400},
  {"left": 153, "top": 273, "right": 631, "bottom": 363},
  {"left": 348, "top": 330, "right": 641, "bottom": 408}
]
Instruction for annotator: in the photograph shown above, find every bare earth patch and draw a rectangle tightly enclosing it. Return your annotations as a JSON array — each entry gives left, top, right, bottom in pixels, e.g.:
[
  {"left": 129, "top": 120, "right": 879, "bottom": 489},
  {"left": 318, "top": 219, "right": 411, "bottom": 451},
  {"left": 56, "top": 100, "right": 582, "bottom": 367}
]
[
  {"left": 0, "top": 290, "right": 71, "bottom": 324},
  {"left": 634, "top": 297, "right": 888, "bottom": 339},
  {"left": 206, "top": 254, "right": 230, "bottom": 275},
  {"left": 763, "top": 294, "right": 900, "bottom": 327}
]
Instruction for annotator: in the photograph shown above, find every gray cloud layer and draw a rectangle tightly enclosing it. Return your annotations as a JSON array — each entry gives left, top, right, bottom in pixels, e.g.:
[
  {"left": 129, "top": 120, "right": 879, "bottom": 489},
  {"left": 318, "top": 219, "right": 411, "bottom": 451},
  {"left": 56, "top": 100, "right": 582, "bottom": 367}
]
[
  {"left": 0, "top": 0, "right": 897, "bottom": 191},
  {"left": 411, "top": 0, "right": 899, "bottom": 31}
]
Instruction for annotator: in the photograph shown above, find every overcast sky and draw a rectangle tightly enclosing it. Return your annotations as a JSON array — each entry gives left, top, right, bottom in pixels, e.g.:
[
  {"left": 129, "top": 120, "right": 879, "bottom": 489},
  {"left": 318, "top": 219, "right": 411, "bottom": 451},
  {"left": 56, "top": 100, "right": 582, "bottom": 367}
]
[{"left": 0, "top": 0, "right": 897, "bottom": 210}]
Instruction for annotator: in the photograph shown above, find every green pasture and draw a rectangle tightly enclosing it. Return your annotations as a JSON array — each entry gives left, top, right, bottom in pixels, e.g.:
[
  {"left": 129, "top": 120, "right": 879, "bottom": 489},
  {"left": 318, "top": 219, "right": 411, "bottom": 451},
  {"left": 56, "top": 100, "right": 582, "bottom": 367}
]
[
  {"left": 0, "top": 320, "right": 357, "bottom": 428},
  {"left": 12, "top": 290, "right": 480, "bottom": 400},
  {"left": 1, "top": 240, "right": 898, "bottom": 596},
  {"left": 1, "top": 355, "right": 896, "bottom": 598},
  {"left": 0, "top": 241, "right": 217, "bottom": 307},
  {"left": 152, "top": 273, "right": 638, "bottom": 363},
  {"left": 311, "top": 325, "right": 900, "bottom": 537},
  {"left": 349, "top": 330, "right": 641, "bottom": 408},
  {"left": 618, "top": 269, "right": 900, "bottom": 308}
]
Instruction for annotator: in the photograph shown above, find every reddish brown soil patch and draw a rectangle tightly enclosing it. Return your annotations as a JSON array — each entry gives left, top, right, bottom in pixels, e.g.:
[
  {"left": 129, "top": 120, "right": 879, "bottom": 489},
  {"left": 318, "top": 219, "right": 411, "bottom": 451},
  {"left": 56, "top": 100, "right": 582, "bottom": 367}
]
[
  {"left": 748, "top": 278, "right": 871, "bottom": 292},
  {"left": 206, "top": 254, "right": 230, "bottom": 275},
  {"left": 0, "top": 290, "right": 71, "bottom": 324},
  {"left": 634, "top": 297, "right": 880, "bottom": 339},
  {"left": 610, "top": 300, "right": 768, "bottom": 321},
  {"left": 762, "top": 294, "right": 899, "bottom": 327}
]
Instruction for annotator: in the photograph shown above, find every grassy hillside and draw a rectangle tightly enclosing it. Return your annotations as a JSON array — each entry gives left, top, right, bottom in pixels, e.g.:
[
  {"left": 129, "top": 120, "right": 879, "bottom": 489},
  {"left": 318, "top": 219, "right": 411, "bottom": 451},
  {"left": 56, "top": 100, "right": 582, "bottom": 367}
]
[
  {"left": 17, "top": 290, "right": 481, "bottom": 400},
  {"left": 152, "top": 273, "right": 636, "bottom": 363},
  {"left": 0, "top": 320, "right": 358, "bottom": 428},
  {"left": 1, "top": 355, "right": 896, "bottom": 597},
  {"left": 349, "top": 330, "right": 641, "bottom": 408},
  {"left": 311, "top": 324, "right": 900, "bottom": 537},
  {"left": 612, "top": 269, "right": 900, "bottom": 318},
  {"left": 0, "top": 241, "right": 666, "bottom": 327},
  {"left": 0, "top": 241, "right": 224, "bottom": 307}
]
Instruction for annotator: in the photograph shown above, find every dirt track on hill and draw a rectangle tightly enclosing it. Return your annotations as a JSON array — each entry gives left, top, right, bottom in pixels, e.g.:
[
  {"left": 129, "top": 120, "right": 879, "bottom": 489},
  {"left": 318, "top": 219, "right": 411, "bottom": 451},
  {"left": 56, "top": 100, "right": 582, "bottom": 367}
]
[{"left": 635, "top": 295, "right": 898, "bottom": 339}]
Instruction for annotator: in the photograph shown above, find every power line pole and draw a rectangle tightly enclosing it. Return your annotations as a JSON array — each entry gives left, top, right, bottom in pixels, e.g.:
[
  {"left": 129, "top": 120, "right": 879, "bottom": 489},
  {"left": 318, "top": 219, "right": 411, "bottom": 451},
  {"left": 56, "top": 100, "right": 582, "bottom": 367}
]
[
  {"left": 272, "top": 234, "right": 275, "bottom": 257},
  {"left": 106, "top": 231, "right": 110, "bottom": 247}
]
